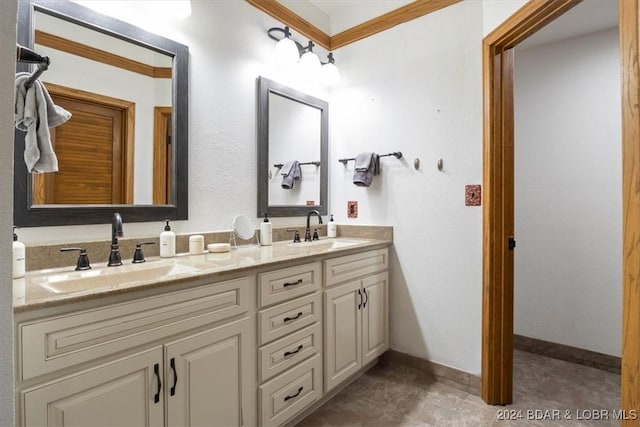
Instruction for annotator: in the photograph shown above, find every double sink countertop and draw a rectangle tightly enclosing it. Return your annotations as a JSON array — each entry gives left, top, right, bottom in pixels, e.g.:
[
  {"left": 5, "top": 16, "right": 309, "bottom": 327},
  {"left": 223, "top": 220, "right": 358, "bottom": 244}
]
[{"left": 14, "top": 237, "right": 392, "bottom": 313}]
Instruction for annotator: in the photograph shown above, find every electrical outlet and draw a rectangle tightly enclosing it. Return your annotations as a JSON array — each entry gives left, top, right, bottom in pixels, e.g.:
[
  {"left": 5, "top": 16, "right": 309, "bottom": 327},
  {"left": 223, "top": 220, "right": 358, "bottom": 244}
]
[
  {"left": 465, "top": 185, "right": 481, "bottom": 206},
  {"left": 347, "top": 201, "right": 358, "bottom": 218}
]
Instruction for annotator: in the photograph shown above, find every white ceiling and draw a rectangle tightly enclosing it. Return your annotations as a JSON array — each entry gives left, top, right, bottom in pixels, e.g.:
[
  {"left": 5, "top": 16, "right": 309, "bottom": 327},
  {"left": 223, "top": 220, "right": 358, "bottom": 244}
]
[
  {"left": 519, "top": 0, "right": 618, "bottom": 49},
  {"left": 309, "top": 0, "right": 413, "bottom": 34},
  {"left": 276, "top": 0, "right": 618, "bottom": 46}
]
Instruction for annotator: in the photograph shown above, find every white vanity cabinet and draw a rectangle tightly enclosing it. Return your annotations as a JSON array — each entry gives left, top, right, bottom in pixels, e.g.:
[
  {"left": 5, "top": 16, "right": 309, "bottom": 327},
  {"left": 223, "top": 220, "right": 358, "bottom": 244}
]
[
  {"left": 323, "top": 249, "right": 389, "bottom": 392},
  {"left": 257, "top": 262, "right": 324, "bottom": 427},
  {"left": 15, "top": 276, "right": 256, "bottom": 427}
]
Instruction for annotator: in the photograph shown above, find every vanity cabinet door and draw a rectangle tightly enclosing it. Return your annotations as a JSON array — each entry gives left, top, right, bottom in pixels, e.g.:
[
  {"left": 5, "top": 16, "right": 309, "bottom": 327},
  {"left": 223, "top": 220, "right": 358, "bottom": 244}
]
[
  {"left": 22, "top": 347, "right": 164, "bottom": 427},
  {"left": 165, "top": 317, "right": 251, "bottom": 427},
  {"left": 362, "top": 272, "right": 389, "bottom": 366},
  {"left": 324, "top": 280, "right": 362, "bottom": 392}
]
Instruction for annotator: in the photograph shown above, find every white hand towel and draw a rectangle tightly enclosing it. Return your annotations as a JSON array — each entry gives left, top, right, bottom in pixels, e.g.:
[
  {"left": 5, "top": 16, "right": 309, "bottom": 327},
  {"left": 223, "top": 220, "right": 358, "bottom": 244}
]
[{"left": 15, "top": 72, "right": 71, "bottom": 173}]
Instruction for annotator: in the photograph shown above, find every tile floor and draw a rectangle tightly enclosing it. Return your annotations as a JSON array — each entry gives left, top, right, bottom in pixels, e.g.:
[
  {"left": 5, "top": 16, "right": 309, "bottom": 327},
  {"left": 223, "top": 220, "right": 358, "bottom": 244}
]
[{"left": 297, "top": 350, "right": 621, "bottom": 426}]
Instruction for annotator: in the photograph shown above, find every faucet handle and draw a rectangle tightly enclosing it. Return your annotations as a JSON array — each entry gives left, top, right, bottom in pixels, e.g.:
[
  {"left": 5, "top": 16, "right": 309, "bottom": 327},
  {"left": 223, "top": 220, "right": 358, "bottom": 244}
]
[
  {"left": 286, "top": 228, "right": 301, "bottom": 243},
  {"left": 132, "top": 241, "right": 155, "bottom": 264},
  {"left": 312, "top": 229, "right": 319, "bottom": 241},
  {"left": 60, "top": 247, "right": 91, "bottom": 271}
]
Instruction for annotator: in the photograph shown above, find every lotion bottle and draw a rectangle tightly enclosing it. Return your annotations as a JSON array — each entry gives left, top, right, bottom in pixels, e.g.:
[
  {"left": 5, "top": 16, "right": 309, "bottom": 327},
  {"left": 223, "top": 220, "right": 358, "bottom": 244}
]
[
  {"left": 260, "top": 213, "right": 272, "bottom": 246},
  {"left": 327, "top": 214, "right": 337, "bottom": 238},
  {"left": 160, "top": 220, "right": 176, "bottom": 258},
  {"left": 13, "top": 226, "right": 25, "bottom": 279}
]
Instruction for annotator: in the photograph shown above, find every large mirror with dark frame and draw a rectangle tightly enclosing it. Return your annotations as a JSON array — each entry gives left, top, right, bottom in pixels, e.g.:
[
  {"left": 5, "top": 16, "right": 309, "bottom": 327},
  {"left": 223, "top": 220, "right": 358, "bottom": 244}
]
[
  {"left": 14, "top": 0, "right": 188, "bottom": 226},
  {"left": 257, "top": 77, "right": 328, "bottom": 217}
]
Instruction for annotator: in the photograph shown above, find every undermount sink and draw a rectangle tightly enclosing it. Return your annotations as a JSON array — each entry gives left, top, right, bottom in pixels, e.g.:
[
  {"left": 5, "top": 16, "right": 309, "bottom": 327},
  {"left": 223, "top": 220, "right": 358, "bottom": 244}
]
[
  {"left": 31, "top": 261, "right": 199, "bottom": 294},
  {"left": 286, "top": 238, "right": 364, "bottom": 251}
]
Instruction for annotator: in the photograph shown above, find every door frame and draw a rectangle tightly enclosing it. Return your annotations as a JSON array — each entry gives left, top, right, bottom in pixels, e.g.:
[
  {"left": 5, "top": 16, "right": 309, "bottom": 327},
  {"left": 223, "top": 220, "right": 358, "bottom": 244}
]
[{"left": 482, "top": 0, "right": 640, "bottom": 419}]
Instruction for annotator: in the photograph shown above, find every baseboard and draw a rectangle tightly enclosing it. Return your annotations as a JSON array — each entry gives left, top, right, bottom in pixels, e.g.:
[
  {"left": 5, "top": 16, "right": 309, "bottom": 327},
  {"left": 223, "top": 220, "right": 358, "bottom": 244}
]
[
  {"left": 514, "top": 334, "right": 621, "bottom": 374},
  {"left": 381, "top": 350, "right": 481, "bottom": 396}
]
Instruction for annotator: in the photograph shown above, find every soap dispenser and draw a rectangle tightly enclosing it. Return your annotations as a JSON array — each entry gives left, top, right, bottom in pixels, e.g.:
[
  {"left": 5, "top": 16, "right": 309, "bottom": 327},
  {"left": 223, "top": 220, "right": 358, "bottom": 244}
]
[
  {"left": 260, "top": 212, "right": 272, "bottom": 246},
  {"left": 13, "top": 226, "right": 25, "bottom": 279},
  {"left": 160, "top": 220, "right": 176, "bottom": 258},
  {"left": 327, "top": 214, "right": 337, "bottom": 238}
]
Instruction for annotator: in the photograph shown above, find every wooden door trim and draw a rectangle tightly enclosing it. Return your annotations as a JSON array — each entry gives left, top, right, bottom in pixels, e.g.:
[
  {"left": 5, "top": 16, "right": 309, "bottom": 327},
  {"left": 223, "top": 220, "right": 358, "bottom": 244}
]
[
  {"left": 481, "top": 0, "right": 583, "bottom": 405},
  {"left": 153, "top": 107, "right": 172, "bottom": 204},
  {"left": 619, "top": 0, "right": 640, "bottom": 421},
  {"left": 44, "top": 83, "right": 135, "bottom": 204}
]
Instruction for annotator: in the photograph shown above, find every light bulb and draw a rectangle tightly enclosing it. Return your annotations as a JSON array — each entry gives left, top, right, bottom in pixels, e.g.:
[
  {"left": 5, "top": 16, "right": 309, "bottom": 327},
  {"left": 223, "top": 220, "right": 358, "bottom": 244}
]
[
  {"left": 321, "top": 62, "right": 340, "bottom": 85},
  {"left": 274, "top": 37, "right": 299, "bottom": 67},
  {"left": 299, "top": 51, "right": 321, "bottom": 79}
]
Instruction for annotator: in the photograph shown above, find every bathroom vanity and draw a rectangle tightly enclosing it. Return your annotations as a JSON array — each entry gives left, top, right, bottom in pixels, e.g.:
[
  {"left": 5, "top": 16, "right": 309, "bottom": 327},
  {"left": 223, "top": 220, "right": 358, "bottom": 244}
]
[{"left": 13, "top": 237, "right": 390, "bottom": 427}]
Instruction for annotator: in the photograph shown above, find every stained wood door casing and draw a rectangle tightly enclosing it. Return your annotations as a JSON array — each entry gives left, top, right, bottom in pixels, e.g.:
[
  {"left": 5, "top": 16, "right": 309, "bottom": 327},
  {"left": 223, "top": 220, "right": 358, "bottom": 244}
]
[
  {"left": 32, "top": 84, "right": 134, "bottom": 205},
  {"left": 481, "top": 1, "right": 640, "bottom": 421}
]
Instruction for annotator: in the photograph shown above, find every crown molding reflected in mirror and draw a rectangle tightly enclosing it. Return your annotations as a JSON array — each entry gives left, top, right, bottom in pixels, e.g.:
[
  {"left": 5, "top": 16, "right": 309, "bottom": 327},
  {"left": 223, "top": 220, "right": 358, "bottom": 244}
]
[
  {"left": 14, "top": 0, "right": 189, "bottom": 226},
  {"left": 257, "top": 76, "right": 328, "bottom": 217}
]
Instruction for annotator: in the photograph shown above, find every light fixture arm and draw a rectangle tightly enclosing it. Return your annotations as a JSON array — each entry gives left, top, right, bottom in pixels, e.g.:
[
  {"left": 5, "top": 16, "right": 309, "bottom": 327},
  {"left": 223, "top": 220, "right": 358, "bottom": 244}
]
[{"left": 268, "top": 26, "right": 307, "bottom": 56}]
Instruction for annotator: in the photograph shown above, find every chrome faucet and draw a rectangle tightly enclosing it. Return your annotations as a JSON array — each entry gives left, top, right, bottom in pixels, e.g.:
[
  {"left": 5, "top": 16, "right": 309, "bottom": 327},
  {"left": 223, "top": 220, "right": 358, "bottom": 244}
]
[
  {"left": 305, "top": 210, "right": 323, "bottom": 242},
  {"left": 108, "top": 212, "right": 124, "bottom": 266}
]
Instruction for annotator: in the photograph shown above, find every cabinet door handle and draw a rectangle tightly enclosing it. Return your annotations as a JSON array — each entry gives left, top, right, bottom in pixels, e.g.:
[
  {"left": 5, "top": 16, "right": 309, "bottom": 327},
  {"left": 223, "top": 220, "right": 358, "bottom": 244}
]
[
  {"left": 284, "top": 345, "right": 304, "bottom": 358},
  {"left": 283, "top": 278, "right": 303, "bottom": 287},
  {"left": 153, "top": 363, "right": 162, "bottom": 404},
  {"left": 170, "top": 357, "right": 178, "bottom": 397},
  {"left": 357, "top": 289, "right": 362, "bottom": 309},
  {"left": 284, "top": 386, "right": 304, "bottom": 402},
  {"left": 283, "top": 312, "right": 303, "bottom": 322},
  {"left": 362, "top": 288, "right": 368, "bottom": 308}
]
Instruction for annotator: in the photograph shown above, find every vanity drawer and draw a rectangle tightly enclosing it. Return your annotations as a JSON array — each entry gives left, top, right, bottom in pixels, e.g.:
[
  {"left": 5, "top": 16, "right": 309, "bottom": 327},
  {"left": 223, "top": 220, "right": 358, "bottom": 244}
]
[
  {"left": 259, "top": 262, "right": 321, "bottom": 308},
  {"left": 259, "top": 322, "right": 321, "bottom": 382},
  {"left": 324, "top": 248, "right": 389, "bottom": 287},
  {"left": 19, "top": 276, "right": 250, "bottom": 381},
  {"left": 259, "top": 353, "right": 322, "bottom": 427},
  {"left": 258, "top": 293, "right": 321, "bottom": 345}
]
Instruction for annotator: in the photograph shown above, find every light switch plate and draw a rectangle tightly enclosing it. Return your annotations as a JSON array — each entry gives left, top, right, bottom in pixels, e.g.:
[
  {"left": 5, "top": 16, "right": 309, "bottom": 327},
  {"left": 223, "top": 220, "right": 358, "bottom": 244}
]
[
  {"left": 347, "top": 201, "right": 358, "bottom": 218},
  {"left": 465, "top": 185, "right": 481, "bottom": 206}
]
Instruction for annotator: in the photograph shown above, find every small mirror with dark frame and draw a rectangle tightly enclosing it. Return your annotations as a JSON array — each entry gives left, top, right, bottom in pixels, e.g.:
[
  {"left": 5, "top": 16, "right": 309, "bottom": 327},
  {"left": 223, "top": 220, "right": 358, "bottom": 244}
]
[
  {"left": 14, "top": 0, "right": 189, "bottom": 226},
  {"left": 257, "top": 76, "right": 328, "bottom": 217}
]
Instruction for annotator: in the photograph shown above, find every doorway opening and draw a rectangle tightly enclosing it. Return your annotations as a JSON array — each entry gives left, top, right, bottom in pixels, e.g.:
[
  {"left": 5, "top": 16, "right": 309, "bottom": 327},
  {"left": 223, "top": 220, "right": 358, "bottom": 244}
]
[{"left": 482, "top": 0, "right": 640, "bottom": 417}]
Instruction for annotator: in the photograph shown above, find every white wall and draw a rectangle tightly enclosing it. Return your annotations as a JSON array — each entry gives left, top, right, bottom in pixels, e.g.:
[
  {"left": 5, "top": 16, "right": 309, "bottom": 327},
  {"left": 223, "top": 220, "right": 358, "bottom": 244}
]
[
  {"left": 17, "top": 1, "right": 329, "bottom": 244},
  {"left": 514, "top": 28, "right": 622, "bottom": 356},
  {"left": 1, "top": 0, "right": 17, "bottom": 424},
  {"left": 8, "top": 0, "right": 538, "bottom": 379},
  {"left": 330, "top": 0, "right": 484, "bottom": 374},
  {"left": 482, "top": 0, "right": 527, "bottom": 36}
]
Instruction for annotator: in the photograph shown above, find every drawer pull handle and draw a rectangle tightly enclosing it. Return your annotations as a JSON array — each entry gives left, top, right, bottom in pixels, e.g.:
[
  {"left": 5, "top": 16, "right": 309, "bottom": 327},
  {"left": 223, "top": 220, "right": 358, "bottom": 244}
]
[
  {"left": 284, "top": 312, "right": 303, "bottom": 322},
  {"left": 357, "top": 289, "right": 362, "bottom": 309},
  {"left": 153, "top": 363, "right": 162, "bottom": 404},
  {"left": 284, "top": 386, "right": 304, "bottom": 402},
  {"left": 283, "top": 279, "right": 303, "bottom": 287},
  {"left": 284, "top": 345, "right": 304, "bottom": 357},
  {"left": 362, "top": 288, "right": 368, "bottom": 308},
  {"left": 170, "top": 357, "right": 178, "bottom": 397}
]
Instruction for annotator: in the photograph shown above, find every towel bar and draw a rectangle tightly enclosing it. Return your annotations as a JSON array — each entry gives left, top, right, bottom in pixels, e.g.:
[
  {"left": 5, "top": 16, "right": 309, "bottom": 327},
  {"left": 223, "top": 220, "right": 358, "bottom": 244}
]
[
  {"left": 338, "top": 151, "right": 402, "bottom": 165},
  {"left": 274, "top": 161, "right": 321, "bottom": 168}
]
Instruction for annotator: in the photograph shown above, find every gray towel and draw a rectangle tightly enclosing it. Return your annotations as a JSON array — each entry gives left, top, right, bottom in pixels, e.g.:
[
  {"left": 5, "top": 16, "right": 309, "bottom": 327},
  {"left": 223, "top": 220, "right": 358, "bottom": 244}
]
[
  {"left": 353, "top": 152, "right": 379, "bottom": 187},
  {"left": 281, "top": 160, "right": 302, "bottom": 189},
  {"left": 15, "top": 72, "right": 71, "bottom": 173}
]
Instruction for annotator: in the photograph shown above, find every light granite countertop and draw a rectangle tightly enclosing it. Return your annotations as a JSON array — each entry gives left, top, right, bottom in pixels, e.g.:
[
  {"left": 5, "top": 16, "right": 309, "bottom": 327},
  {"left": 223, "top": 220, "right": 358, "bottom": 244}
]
[{"left": 14, "top": 237, "right": 392, "bottom": 313}]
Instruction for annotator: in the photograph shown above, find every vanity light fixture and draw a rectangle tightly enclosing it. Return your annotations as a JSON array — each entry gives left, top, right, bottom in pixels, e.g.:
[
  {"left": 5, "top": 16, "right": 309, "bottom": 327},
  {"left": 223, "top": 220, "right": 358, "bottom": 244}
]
[{"left": 267, "top": 26, "right": 340, "bottom": 85}]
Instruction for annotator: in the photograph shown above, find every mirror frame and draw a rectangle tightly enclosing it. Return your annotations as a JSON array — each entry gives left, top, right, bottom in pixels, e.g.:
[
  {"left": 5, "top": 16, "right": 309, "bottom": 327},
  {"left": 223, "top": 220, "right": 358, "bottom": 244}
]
[
  {"left": 257, "top": 76, "right": 328, "bottom": 217},
  {"left": 15, "top": 0, "right": 189, "bottom": 226}
]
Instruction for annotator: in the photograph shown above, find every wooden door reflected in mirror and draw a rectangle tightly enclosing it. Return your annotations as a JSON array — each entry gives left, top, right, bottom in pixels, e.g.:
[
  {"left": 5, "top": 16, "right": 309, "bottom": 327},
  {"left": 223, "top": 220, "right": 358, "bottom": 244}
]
[{"left": 32, "top": 84, "right": 134, "bottom": 205}]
